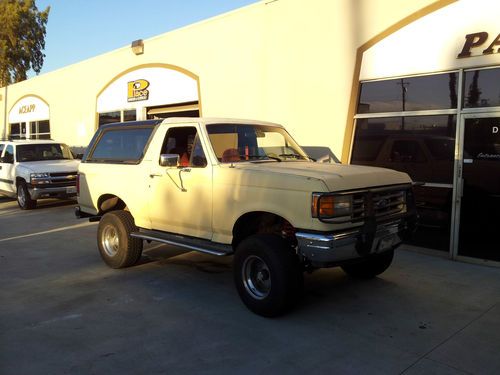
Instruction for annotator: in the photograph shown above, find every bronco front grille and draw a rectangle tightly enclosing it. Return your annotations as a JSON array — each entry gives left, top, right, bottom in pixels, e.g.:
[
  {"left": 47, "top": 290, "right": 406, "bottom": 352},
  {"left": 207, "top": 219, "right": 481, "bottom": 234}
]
[
  {"left": 322, "top": 184, "right": 410, "bottom": 224},
  {"left": 373, "top": 190, "right": 406, "bottom": 217}
]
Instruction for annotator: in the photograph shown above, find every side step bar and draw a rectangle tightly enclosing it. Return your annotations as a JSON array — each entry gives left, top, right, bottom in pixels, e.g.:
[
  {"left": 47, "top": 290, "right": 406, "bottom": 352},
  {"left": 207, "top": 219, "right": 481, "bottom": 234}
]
[{"left": 130, "top": 229, "right": 233, "bottom": 257}]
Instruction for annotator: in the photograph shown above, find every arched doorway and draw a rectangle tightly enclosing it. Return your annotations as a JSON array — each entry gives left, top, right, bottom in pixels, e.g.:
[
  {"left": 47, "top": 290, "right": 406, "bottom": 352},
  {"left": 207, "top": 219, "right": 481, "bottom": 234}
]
[
  {"left": 8, "top": 95, "right": 50, "bottom": 139},
  {"left": 96, "top": 64, "right": 200, "bottom": 127}
]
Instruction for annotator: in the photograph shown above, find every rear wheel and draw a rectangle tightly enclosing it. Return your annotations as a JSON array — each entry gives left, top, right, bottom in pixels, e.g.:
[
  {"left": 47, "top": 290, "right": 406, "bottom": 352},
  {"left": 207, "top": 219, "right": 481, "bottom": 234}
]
[
  {"left": 234, "top": 234, "right": 302, "bottom": 317},
  {"left": 17, "top": 182, "right": 37, "bottom": 210},
  {"left": 97, "top": 210, "right": 143, "bottom": 268},
  {"left": 341, "top": 249, "right": 394, "bottom": 279}
]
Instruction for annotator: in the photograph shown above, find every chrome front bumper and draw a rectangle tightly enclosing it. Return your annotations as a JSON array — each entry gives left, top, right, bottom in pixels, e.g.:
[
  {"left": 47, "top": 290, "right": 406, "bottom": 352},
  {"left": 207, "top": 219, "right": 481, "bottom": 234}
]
[
  {"left": 29, "top": 186, "right": 77, "bottom": 199},
  {"left": 296, "top": 220, "right": 408, "bottom": 266}
]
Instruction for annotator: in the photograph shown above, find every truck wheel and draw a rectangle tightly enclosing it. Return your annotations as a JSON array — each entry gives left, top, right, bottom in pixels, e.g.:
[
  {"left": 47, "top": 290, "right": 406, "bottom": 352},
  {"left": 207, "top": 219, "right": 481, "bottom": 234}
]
[
  {"left": 97, "top": 210, "right": 143, "bottom": 269},
  {"left": 233, "top": 234, "right": 302, "bottom": 317},
  {"left": 341, "top": 249, "right": 394, "bottom": 279},
  {"left": 17, "top": 182, "right": 37, "bottom": 210}
]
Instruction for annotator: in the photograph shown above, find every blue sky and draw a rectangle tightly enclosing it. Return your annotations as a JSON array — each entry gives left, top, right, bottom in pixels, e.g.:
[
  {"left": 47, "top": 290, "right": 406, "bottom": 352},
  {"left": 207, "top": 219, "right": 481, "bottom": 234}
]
[{"left": 33, "top": 0, "right": 257, "bottom": 76}]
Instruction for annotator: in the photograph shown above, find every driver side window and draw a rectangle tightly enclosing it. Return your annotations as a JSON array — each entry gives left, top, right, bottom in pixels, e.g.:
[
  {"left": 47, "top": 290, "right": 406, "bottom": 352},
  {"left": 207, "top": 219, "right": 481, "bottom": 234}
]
[
  {"left": 2, "top": 145, "right": 14, "bottom": 164},
  {"left": 161, "top": 127, "right": 207, "bottom": 168}
]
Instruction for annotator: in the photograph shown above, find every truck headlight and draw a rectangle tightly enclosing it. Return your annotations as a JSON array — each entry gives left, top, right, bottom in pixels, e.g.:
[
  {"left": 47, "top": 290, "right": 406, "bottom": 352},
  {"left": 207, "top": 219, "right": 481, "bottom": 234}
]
[
  {"left": 312, "top": 193, "right": 352, "bottom": 219},
  {"left": 30, "top": 172, "right": 50, "bottom": 185}
]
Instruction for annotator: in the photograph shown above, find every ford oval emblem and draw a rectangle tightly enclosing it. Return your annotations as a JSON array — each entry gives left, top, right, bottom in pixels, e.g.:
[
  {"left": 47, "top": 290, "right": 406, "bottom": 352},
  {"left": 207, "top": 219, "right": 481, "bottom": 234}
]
[{"left": 376, "top": 198, "right": 389, "bottom": 209}]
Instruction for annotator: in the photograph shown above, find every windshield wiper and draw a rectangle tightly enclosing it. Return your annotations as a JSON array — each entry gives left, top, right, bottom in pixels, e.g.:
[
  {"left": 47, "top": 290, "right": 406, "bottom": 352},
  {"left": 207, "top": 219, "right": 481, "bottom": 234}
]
[
  {"left": 279, "top": 153, "right": 309, "bottom": 160},
  {"left": 247, "top": 155, "right": 281, "bottom": 162}
]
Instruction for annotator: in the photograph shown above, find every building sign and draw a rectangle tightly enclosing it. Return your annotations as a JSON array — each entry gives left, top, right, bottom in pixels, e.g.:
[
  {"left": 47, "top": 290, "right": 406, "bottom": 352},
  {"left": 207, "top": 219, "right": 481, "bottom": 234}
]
[
  {"left": 18, "top": 104, "right": 36, "bottom": 114},
  {"left": 127, "top": 79, "right": 150, "bottom": 102},
  {"left": 457, "top": 32, "right": 500, "bottom": 58},
  {"left": 97, "top": 66, "right": 198, "bottom": 114},
  {"left": 9, "top": 96, "right": 49, "bottom": 123},
  {"left": 360, "top": 0, "right": 500, "bottom": 80}
]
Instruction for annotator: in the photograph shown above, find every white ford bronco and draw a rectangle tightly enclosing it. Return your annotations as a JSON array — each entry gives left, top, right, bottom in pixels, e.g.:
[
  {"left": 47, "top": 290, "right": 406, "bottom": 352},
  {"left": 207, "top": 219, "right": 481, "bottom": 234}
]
[
  {"left": 76, "top": 118, "right": 416, "bottom": 316},
  {"left": 0, "top": 139, "right": 79, "bottom": 209}
]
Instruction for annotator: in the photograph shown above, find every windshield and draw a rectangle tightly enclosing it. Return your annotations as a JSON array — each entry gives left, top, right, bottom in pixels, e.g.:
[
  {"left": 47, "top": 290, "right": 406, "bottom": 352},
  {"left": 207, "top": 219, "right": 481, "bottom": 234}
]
[
  {"left": 16, "top": 143, "right": 74, "bottom": 162},
  {"left": 206, "top": 124, "right": 310, "bottom": 163}
]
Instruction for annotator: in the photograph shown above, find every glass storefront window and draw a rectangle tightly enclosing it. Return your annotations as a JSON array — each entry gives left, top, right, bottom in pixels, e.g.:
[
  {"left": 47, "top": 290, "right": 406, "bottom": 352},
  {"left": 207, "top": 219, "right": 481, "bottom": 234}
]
[
  {"left": 123, "top": 109, "right": 137, "bottom": 122},
  {"left": 29, "top": 120, "right": 51, "bottom": 139},
  {"left": 463, "top": 68, "right": 500, "bottom": 108},
  {"left": 354, "top": 68, "right": 500, "bottom": 259},
  {"left": 351, "top": 115, "right": 456, "bottom": 252},
  {"left": 9, "top": 123, "right": 26, "bottom": 139},
  {"left": 99, "top": 110, "right": 137, "bottom": 126},
  {"left": 10, "top": 123, "right": 21, "bottom": 138},
  {"left": 352, "top": 115, "right": 456, "bottom": 183},
  {"left": 358, "top": 72, "right": 458, "bottom": 113},
  {"left": 98, "top": 111, "right": 121, "bottom": 126}
]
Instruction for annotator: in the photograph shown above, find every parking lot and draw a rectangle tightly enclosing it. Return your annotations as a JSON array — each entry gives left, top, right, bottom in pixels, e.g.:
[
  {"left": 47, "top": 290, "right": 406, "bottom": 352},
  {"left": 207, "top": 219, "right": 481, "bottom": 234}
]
[{"left": 1, "top": 196, "right": 499, "bottom": 375}]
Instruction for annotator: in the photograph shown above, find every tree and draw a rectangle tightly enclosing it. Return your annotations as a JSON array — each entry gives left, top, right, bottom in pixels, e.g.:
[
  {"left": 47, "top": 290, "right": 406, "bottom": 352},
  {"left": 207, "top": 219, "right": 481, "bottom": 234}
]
[{"left": 0, "top": 0, "right": 50, "bottom": 86}]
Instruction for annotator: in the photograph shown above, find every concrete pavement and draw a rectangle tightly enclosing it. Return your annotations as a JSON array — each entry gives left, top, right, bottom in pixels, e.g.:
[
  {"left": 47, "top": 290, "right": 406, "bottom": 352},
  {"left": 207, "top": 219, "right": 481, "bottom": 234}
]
[{"left": 1, "top": 197, "right": 499, "bottom": 374}]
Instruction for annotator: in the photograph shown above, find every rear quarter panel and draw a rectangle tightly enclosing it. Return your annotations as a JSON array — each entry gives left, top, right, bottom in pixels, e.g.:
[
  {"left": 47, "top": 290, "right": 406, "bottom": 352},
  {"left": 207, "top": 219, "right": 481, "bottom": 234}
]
[{"left": 77, "top": 162, "right": 152, "bottom": 228}]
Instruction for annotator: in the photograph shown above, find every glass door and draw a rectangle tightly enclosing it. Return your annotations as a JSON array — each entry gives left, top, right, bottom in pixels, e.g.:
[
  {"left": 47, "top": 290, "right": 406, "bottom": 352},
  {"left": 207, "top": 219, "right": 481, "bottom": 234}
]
[{"left": 455, "top": 113, "right": 500, "bottom": 261}]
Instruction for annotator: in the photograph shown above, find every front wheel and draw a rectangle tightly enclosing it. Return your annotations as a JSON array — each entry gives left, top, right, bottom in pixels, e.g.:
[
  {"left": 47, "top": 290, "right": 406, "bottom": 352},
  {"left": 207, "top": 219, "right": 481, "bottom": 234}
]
[
  {"left": 97, "top": 210, "right": 143, "bottom": 269},
  {"left": 341, "top": 249, "right": 394, "bottom": 279},
  {"left": 233, "top": 234, "right": 302, "bottom": 317},
  {"left": 17, "top": 182, "right": 37, "bottom": 210}
]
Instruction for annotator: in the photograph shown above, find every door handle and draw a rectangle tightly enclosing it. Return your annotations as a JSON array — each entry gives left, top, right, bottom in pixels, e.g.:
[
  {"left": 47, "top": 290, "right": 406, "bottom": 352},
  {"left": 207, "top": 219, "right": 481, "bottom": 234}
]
[{"left": 149, "top": 173, "right": 162, "bottom": 178}]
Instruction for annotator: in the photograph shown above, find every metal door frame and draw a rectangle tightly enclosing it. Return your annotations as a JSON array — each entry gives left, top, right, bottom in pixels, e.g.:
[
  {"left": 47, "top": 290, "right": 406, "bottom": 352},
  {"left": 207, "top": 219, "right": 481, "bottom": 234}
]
[{"left": 450, "top": 110, "right": 500, "bottom": 264}]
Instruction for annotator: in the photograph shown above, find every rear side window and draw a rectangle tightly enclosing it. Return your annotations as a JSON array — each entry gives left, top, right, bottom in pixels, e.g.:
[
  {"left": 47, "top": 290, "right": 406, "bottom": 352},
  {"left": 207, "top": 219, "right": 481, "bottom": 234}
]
[{"left": 88, "top": 127, "right": 154, "bottom": 163}]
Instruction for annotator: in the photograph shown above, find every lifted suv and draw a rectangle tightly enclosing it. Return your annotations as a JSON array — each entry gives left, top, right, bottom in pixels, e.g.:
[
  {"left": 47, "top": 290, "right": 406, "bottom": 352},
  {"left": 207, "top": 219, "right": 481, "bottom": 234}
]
[
  {"left": 77, "top": 118, "right": 416, "bottom": 316},
  {"left": 0, "top": 139, "right": 80, "bottom": 209}
]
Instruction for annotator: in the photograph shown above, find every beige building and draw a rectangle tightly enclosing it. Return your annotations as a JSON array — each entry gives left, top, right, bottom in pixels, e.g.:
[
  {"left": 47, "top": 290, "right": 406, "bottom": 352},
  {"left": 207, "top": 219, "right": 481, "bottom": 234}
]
[{"left": 1, "top": 0, "right": 499, "bottom": 264}]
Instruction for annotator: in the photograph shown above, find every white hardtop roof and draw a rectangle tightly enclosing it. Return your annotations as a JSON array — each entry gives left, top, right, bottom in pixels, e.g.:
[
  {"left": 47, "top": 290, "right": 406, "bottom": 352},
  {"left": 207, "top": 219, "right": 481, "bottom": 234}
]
[
  {"left": 161, "top": 117, "right": 284, "bottom": 128},
  {"left": 1, "top": 139, "right": 66, "bottom": 146}
]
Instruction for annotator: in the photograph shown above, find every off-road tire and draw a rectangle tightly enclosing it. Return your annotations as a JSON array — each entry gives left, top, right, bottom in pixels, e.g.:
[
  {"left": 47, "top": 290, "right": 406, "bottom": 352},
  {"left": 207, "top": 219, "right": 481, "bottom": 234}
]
[
  {"left": 97, "top": 210, "right": 143, "bottom": 269},
  {"left": 341, "top": 249, "right": 394, "bottom": 279},
  {"left": 233, "top": 234, "right": 303, "bottom": 317},
  {"left": 17, "top": 182, "right": 37, "bottom": 210}
]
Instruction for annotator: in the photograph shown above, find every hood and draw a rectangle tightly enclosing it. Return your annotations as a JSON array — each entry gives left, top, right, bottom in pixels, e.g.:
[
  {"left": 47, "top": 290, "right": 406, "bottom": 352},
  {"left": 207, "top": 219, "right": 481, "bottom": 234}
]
[
  {"left": 18, "top": 159, "right": 80, "bottom": 173},
  {"left": 232, "top": 161, "right": 411, "bottom": 191}
]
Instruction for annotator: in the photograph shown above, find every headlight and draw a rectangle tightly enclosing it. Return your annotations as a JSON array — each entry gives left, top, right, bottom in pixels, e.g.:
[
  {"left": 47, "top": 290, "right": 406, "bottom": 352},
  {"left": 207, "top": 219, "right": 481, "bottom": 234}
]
[
  {"left": 30, "top": 172, "right": 50, "bottom": 184},
  {"left": 312, "top": 193, "right": 352, "bottom": 219}
]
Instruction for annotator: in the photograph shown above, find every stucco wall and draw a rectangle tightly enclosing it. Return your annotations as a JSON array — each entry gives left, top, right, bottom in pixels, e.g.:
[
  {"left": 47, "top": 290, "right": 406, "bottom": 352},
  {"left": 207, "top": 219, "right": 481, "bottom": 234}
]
[{"left": 0, "top": 0, "right": 438, "bottom": 157}]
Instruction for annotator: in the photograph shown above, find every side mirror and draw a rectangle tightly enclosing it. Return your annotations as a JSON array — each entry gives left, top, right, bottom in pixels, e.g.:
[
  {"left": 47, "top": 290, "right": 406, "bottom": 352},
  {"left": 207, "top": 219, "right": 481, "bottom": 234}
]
[{"left": 159, "top": 154, "right": 179, "bottom": 167}]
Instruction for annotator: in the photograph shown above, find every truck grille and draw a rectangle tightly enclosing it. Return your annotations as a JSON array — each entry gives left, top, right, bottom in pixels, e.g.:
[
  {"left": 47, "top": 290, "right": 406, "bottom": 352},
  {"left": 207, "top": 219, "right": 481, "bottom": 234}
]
[
  {"left": 46, "top": 172, "right": 78, "bottom": 187},
  {"left": 351, "top": 187, "right": 408, "bottom": 222}
]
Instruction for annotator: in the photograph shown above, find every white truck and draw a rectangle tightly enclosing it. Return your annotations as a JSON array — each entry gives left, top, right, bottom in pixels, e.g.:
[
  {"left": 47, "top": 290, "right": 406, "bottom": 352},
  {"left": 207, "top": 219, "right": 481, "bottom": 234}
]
[
  {"left": 76, "top": 118, "right": 416, "bottom": 316},
  {"left": 0, "top": 139, "right": 80, "bottom": 209}
]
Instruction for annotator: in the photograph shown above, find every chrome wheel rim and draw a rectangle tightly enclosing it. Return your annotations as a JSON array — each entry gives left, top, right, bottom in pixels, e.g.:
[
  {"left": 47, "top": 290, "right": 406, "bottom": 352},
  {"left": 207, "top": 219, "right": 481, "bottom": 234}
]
[
  {"left": 17, "top": 186, "right": 26, "bottom": 207},
  {"left": 101, "top": 224, "right": 119, "bottom": 257},
  {"left": 242, "top": 255, "right": 271, "bottom": 300}
]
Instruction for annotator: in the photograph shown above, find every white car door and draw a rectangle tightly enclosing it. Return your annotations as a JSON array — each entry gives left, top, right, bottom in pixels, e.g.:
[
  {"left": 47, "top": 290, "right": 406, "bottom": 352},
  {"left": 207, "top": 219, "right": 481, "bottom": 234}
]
[
  {"left": 0, "top": 144, "right": 16, "bottom": 195},
  {"left": 148, "top": 126, "right": 213, "bottom": 240}
]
